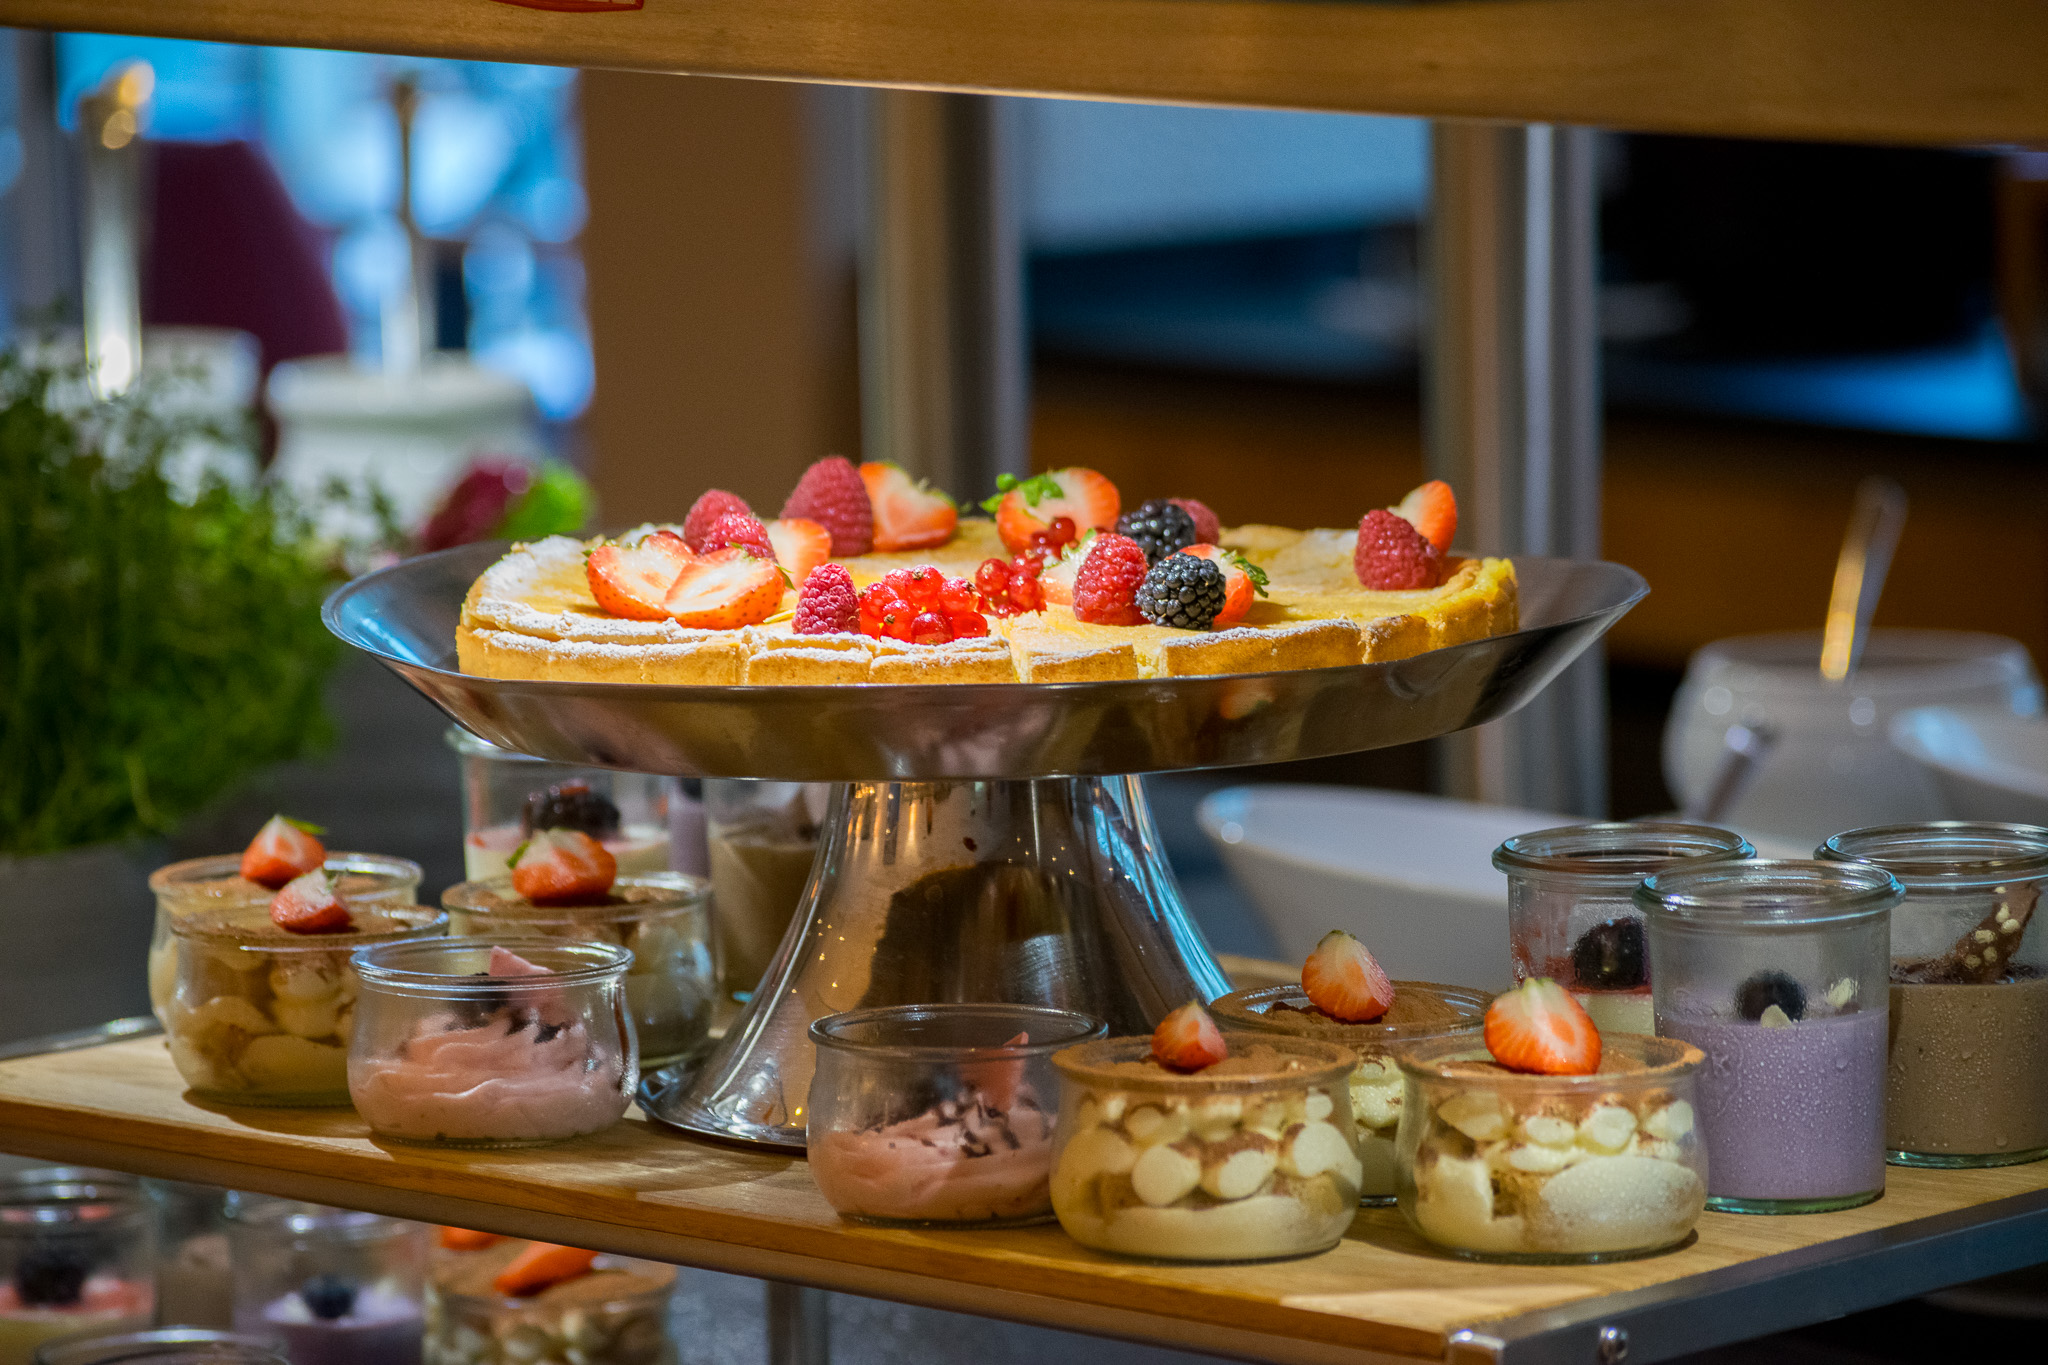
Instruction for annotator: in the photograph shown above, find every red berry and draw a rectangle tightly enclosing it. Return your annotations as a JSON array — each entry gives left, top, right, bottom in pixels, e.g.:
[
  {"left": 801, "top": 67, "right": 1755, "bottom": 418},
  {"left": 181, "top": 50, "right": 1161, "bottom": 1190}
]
[
  {"left": 792, "top": 563, "right": 859, "bottom": 635},
  {"left": 1007, "top": 574, "right": 1042, "bottom": 611},
  {"left": 910, "top": 611, "right": 951, "bottom": 644},
  {"left": 883, "top": 568, "right": 915, "bottom": 597},
  {"left": 698, "top": 511, "right": 778, "bottom": 564},
  {"left": 1009, "top": 554, "right": 1042, "bottom": 580},
  {"left": 1354, "top": 508, "right": 1444, "bottom": 590},
  {"left": 1167, "top": 498, "right": 1220, "bottom": 546},
  {"left": 1151, "top": 1001, "right": 1228, "bottom": 1072},
  {"left": 939, "top": 576, "right": 977, "bottom": 614},
  {"left": 1048, "top": 515, "right": 1078, "bottom": 547},
  {"left": 781, "top": 456, "right": 875, "bottom": 556},
  {"left": 975, "top": 558, "right": 1011, "bottom": 596},
  {"left": 901, "top": 565, "right": 945, "bottom": 607},
  {"left": 879, "top": 603, "right": 918, "bottom": 641},
  {"left": 682, "top": 489, "right": 753, "bottom": 553},
  {"left": 1070, "top": 533, "right": 1149, "bottom": 626},
  {"left": 949, "top": 609, "right": 990, "bottom": 638}
]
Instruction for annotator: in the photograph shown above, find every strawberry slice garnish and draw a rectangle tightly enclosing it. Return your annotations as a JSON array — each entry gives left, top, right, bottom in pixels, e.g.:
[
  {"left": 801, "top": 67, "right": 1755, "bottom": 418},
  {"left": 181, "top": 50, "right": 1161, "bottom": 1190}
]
[
  {"left": 1484, "top": 978, "right": 1602, "bottom": 1076},
  {"left": 587, "top": 530, "right": 692, "bottom": 620},
  {"left": 270, "top": 870, "right": 353, "bottom": 935},
  {"left": 240, "top": 815, "right": 326, "bottom": 890},
  {"left": 860, "top": 462, "right": 958, "bottom": 551},
  {"left": 766, "top": 517, "right": 832, "bottom": 587},
  {"left": 1300, "top": 929, "right": 1396, "bottom": 1023},
  {"left": 438, "top": 1227, "right": 504, "bottom": 1252},
  {"left": 1393, "top": 479, "right": 1457, "bottom": 554},
  {"left": 510, "top": 828, "right": 618, "bottom": 906},
  {"left": 488, "top": 944, "right": 551, "bottom": 976},
  {"left": 661, "top": 546, "right": 787, "bottom": 629},
  {"left": 1037, "top": 530, "right": 1095, "bottom": 608},
  {"left": 1178, "top": 545, "right": 1267, "bottom": 627},
  {"left": 982, "top": 468, "right": 1120, "bottom": 555},
  {"left": 1150, "top": 1001, "right": 1228, "bottom": 1072}
]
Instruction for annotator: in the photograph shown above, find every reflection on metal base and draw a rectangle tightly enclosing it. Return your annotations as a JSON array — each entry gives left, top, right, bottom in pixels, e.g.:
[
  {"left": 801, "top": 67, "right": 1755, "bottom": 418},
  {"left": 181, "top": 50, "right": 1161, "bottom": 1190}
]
[
  {"left": 641, "top": 778, "right": 1229, "bottom": 1149},
  {"left": 766, "top": 1281, "right": 831, "bottom": 1365}
]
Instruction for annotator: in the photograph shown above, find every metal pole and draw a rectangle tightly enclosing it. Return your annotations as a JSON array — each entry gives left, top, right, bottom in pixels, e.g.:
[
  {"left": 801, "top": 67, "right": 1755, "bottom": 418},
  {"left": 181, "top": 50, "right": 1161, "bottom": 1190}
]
[
  {"left": 859, "top": 90, "right": 1027, "bottom": 501},
  {"left": 765, "top": 1280, "right": 831, "bottom": 1365},
  {"left": 77, "top": 62, "right": 152, "bottom": 399},
  {"left": 1426, "top": 120, "right": 1606, "bottom": 817}
]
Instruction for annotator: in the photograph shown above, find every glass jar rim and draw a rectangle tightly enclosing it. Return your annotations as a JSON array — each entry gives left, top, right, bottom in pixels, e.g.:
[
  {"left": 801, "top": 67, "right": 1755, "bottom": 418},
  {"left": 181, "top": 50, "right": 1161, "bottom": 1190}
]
[
  {"left": 1209, "top": 982, "right": 1491, "bottom": 1042},
  {"left": 1634, "top": 858, "right": 1903, "bottom": 925},
  {"left": 1394, "top": 1031, "right": 1704, "bottom": 1083},
  {"left": 1493, "top": 821, "right": 1753, "bottom": 882},
  {"left": 150, "top": 852, "right": 422, "bottom": 892},
  {"left": 1052, "top": 1034, "right": 1356, "bottom": 1092},
  {"left": 0, "top": 1169, "right": 148, "bottom": 1231},
  {"left": 810, "top": 1003, "right": 1106, "bottom": 1059},
  {"left": 1688, "top": 629, "right": 2031, "bottom": 689},
  {"left": 1816, "top": 822, "right": 2048, "bottom": 889},
  {"left": 353, "top": 935, "right": 631, "bottom": 992},
  {"left": 34, "top": 1330, "right": 288, "bottom": 1365},
  {"left": 170, "top": 904, "right": 445, "bottom": 950},
  {"left": 443, "top": 872, "right": 708, "bottom": 921},
  {"left": 224, "top": 1195, "right": 418, "bottom": 1247}
]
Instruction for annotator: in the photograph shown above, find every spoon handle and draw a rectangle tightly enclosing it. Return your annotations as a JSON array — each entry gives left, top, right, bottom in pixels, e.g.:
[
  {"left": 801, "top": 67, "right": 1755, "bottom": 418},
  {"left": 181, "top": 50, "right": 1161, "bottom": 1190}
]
[{"left": 1820, "top": 475, "right": 1908, "bottom": 683}]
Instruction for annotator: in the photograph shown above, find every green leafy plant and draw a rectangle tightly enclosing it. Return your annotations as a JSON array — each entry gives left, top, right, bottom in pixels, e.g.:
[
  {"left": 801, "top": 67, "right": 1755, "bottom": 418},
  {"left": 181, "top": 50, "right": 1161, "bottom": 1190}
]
[{"left": 0, "top": 352, "right": 341, "bottom": 855}]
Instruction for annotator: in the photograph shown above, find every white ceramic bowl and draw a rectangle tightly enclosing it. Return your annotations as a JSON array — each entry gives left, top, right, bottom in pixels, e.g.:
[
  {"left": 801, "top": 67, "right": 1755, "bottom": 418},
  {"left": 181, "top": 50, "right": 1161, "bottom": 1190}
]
[
  {"left": 1888, "top": 705, "right": 2048, "bottom": 827},
  {"left": 1197, "top": 786, "right": 1557, "bottom": 990}
]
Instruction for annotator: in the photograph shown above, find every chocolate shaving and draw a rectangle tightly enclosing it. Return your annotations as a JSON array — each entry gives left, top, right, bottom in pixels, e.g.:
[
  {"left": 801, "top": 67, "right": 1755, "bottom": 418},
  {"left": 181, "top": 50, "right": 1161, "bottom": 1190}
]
[{"left": 1894, "top": 884, "right": 2040, "bottom": 984}]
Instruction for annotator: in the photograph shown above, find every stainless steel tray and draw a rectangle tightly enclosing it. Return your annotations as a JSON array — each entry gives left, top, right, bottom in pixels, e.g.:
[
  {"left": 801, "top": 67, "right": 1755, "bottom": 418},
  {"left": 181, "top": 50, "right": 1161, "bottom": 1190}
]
[{"left": 323, "top": 542, "right": 1645, "bottom": 780}]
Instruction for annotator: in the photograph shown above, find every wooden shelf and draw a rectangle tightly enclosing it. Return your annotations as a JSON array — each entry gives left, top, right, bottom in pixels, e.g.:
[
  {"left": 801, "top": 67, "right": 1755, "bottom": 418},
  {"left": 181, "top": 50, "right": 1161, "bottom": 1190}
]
[
  {"left": 9, "top": 0, "right": 2048, "bottom": 145},
  {"left": 3, "top": 1036, "right": 2047, "bottom": 1365}
]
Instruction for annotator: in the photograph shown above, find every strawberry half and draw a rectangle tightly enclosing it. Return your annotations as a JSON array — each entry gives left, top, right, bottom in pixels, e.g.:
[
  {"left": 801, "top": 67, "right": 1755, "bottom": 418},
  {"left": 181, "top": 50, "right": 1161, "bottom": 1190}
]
[
  {"left": 1178, "top": 545, "right": 1267, "bottom": 627},
  {"left": 510, "top": 829, "right": 617, "bottom": 906},
  {"left": 240, "top": 815, "right": 326, "bottom": 890},
  {"left": 1393, "top": 479, "right": 1457, "bottom": 554},
  {"left": 1484, "top": 978, "right": 1602, "bottom": 1076},
  {"left": 982, "top": 468, "right": 1120, "bottom": 554},
  {"left": 860, "top": 462, "right": 958, "bottom": 551},
  {"left": 1300, "top": 929, "right": 1396, "bottom": 1023},
  {"left": 662, "top": 547, "right": 786, "bottom": 629},
  {"left": 270, "top": 870, "right": 353, "bottom": 935},
  {"left": 1037, "top": 530, "right": 1096, "bottom": 608},
  {"left": 766, "top": 517, "right": 832, "bottom": 588},
  {"left": 587, "top": 530, "right": 692, "bottom": 620},
  {"left": 1151, "top": 1001, "right": 1228, "bottom": 1072}
]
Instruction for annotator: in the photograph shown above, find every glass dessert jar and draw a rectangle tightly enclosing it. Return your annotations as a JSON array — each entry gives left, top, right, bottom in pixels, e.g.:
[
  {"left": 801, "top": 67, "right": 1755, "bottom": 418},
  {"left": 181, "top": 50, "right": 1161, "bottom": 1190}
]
[
  {"left": 702, "top": 780, "right": 826, "bottom": 999},
  {"left": 1639, "top": 859, "right": 1900, "bottom": 1213},
  {"left": 1048, "top": 1035, "right": 1361, "bottom": 1261},
  {"left": 1394, "top": 1034, "right": 1707, "bottom": 1263},
  {"left": 163, "top": 905, "right": 446, "bottom": 1106},
  {"left": 34, "top": 1330, "right": 287, "bottom": 1365},
  {"left": 424, "top": 1242, "right": 675, "bottom": 1365},
  {"left": 1210, "top": 983, "right": 1490, "bottom": 1205},
  {"left": 1819, "top": 821, "right": 2048, "bottom": 1167},
  {"left": 148, "top": 854, "right": 422, "bottom": 1027},
  {"left": 1495, "top": 823, "right": 1753, "bottom": 1035},
  {"left": 441, "top": 874, "right": 714, "bottom": 1069},
  {"left": 806, "top": 1004, "right": 1106, "bottom": 1227},
  {"left": 448, "top": 729, "right": 675, "bottom": 882},
  {"left": 0, "top": 1170, "right": 155, "bottom": 1365},
  {"left": 148, "top": 1181, "right": 233, "bottom": 1330},
  {"left": 226, "top": 1199, "right": 427, "bottom": 1365},
  {"left": 349, "top": 938, "right": 638, "bottom": 1147}
]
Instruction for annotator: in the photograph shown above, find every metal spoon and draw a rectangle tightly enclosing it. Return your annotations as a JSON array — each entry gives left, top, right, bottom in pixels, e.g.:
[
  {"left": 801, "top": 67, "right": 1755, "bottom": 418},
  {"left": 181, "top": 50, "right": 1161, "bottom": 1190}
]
[
  {"left": 1685, "top": 721, "right": 1780, "bottom": 824},
  {"left": 1819, "top": 475, "right": 1909, "bottom": 683}
]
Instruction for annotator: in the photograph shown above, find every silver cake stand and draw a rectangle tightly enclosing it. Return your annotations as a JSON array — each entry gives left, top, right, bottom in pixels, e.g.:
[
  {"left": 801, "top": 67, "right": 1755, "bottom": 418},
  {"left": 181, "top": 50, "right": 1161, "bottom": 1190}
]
[{"left": 325, "top": 543, "right": 1645, "bottom": 1149}]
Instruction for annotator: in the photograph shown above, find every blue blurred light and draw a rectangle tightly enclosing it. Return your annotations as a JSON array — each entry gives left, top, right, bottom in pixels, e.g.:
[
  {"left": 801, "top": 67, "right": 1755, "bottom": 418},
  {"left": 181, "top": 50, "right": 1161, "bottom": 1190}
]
[{"left": 56, "top": 34, "right": 256, "bottom": 140}]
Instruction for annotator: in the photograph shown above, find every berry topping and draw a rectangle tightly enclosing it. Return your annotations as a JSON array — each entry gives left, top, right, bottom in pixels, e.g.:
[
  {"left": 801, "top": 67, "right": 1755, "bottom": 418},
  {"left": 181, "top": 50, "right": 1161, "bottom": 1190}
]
[
  {"left": 1177, "top": 544, "right": 1266, "bottom": 626},
  {"left": 793, "top": 563, "right": 860, "bottom": 634},
  {"left": 854, "top": 567, "right": 992, "bottom": 642},
  {"left": 939, "top": 576, "right": 978, "bottom": 614},
  {"left": 299, "top": 1274, "right": 359, "bottom": 1321},
  {"left": 1136, "top": 554, "right": 1227, "bottom": 630},
  {"left": 1151, "top": 1001, "right": 1229, "bottom": 1072},
  {"left": 766, "top": 517, "right": 832, "bottom": 587},
  {"left": 910, "top": 611, "right": 952, "bottom": 644},
  {"left": 1115, "top": 498, "right": 1199, "bottom": 565},
  {"left": 1393, "top": 479, "right": 1458, "bottom": 554},
  {"left": 698, "top": 511, "right": 778, "bottom": 564},
  {"left": 1354, "top": 508, "right": 1443, "bottom": 590},
  {"left": 1070, "top": 533, "right": 1149, "bottom": 626},
  {"left": 270, "top": 870, "right": 353, "bottom": 935},
  {"left": 1735, "top": 970, "right": 1807, "bottom": 1022},
  {"left": 1484, "top": 978, "right": 1601, "bottom": 1075},
  {"left": 681, "top": 489, "right": 753, "bottom": 552},
  {"left": 493, "top": 1243, "right": 600, "bottom": 1299},
  {"left": 662, "top": 547, "right": 787, "bottom": 629},
  {"left": 586, "top": 529, "right": 692, "bottom": 621},
  {"left": 1036, "top": 530, "right": 1096, "bottom": 608},
  {"left": 510, "top": 828, "right": 617, "bottom": 906},
  {"left": 1301, "top": 929, "right": 1396, "bottom": 1023},
  {"left": 1167, "top": 496, "right": 1221, "bottom": 545},
  {"left": 240, "top": 815, "right": 326, "bottom": 890},
  {"left": 982, "top": 468, "right": 1120, "bottom": 554},
  {"left": 949, "top": 609, "right": 990, "bottom": 638},
  {"left": 519, "top": 779, "right": 621, "bottom": 839},
  {"left": 782, "top": 456, "right": 874, "bottom": 556},
  {"left": 12, "top": 1245, "right": 90, "bottom": 1306},
  {"left": 1570, "top": 918, "right": 1647, "bottom": 991},
  {"left": 860, "top": 461, "right": 958, "bottom": 551}
]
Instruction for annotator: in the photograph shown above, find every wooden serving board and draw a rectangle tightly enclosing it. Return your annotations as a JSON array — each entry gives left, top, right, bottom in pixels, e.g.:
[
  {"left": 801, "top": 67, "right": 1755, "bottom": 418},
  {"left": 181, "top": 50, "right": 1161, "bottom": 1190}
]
[{"left": 2, "top": 1037, "right": 2045, "bottom": 1365}]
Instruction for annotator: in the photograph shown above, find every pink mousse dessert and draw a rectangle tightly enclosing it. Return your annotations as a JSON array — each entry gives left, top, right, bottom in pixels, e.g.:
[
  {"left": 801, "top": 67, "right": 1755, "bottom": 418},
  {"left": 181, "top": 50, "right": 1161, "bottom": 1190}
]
[
  {"left": 809, "top": 1090, "right": 1057, "bottom": 1223},
  {"left": 348, "top": 943, "right": 636, "bottom": 1147}
]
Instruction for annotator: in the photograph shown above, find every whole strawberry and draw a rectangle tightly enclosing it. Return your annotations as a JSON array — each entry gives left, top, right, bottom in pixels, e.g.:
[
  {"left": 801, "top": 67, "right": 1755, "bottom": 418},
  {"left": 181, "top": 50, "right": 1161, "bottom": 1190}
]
[
  {"left": 793, "top": 563, "right": 859, "bottom": 635},
  {"left": 682, "top": 489, "right": 753, "bottom": 552},
  {"left": 782, "top": 456, "right": 874, "bottom": 556},
  {"left": 1354, "top": 508, "right": 1443, "bottom": 590},
  {"left": 700, "top": 511, "right": 778, "bottom": 564},
  {"left": 1071, "top": 533, "right": 1149, "bottom": 626}
]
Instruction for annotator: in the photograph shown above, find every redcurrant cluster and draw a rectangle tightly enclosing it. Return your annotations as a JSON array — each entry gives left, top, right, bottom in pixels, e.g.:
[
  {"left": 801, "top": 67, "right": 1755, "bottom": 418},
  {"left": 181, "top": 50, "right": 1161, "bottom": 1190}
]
[
  {"left": 857, "top": 565, "right": 990, "bottom": 643},
  {"left": 976, "top": 515, "right": 1079, "bottom": 617}
]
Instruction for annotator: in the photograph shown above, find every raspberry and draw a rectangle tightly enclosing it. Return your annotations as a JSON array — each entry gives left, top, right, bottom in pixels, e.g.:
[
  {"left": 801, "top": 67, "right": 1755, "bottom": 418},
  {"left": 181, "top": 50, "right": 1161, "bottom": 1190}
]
[
  {"left": 793, "top": 563, "right": 859, "bottom": 635},
  {"left": 1136, "top": 555, "right": 1226, "bottom": 630},
  {"left": 682, "top": 489, "right": 752, "bottom": 553},
  {"left": 699, "top": 511, "right": 777, "bottom": 564},
  {"left": 1354, "top": 508, "right": 1443, "bottom": 590},
  {"left": 1168, "top": 497, "right": 1220, "bottom": 545},
  {"left": 1115, "top": 499, "right": 1199, "bottom": 564},
  {"left": 782, "top": 456, "right": 874, "bottom": 556},
  {"left": 1071, "top": 533, "right": 1149, "bottom": 626}
]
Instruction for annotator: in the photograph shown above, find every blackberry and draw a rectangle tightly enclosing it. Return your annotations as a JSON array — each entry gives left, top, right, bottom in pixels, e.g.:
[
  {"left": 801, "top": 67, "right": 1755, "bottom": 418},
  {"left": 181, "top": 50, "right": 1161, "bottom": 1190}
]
[
  {"left": 1136, "top": 556, "right": 1227, "bottom": 631},
  {"left": 1114, "top": 499, "right": 1198, "bottom": 565},
  {"left": 299, "top": 1273, "right": 359, "bottom": 1321},
  {"left": 12, "top": 1244, "right": 90, "bottom": 1307},
  {"left": 1735, "top": 969, "right": 1807, "bottom": 1022},
  {"left": 1570, "top": 918, "right": 1647, "bottom": 990},
  {"left": 520, "top": 780, "right": 620, "bottom": 838}
]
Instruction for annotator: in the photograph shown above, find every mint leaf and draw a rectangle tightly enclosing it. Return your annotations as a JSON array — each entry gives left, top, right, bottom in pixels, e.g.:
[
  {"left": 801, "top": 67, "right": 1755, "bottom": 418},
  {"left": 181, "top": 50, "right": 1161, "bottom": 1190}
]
[{"left": 979, "top": 470, "right": 1063, "bottom": 514}]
